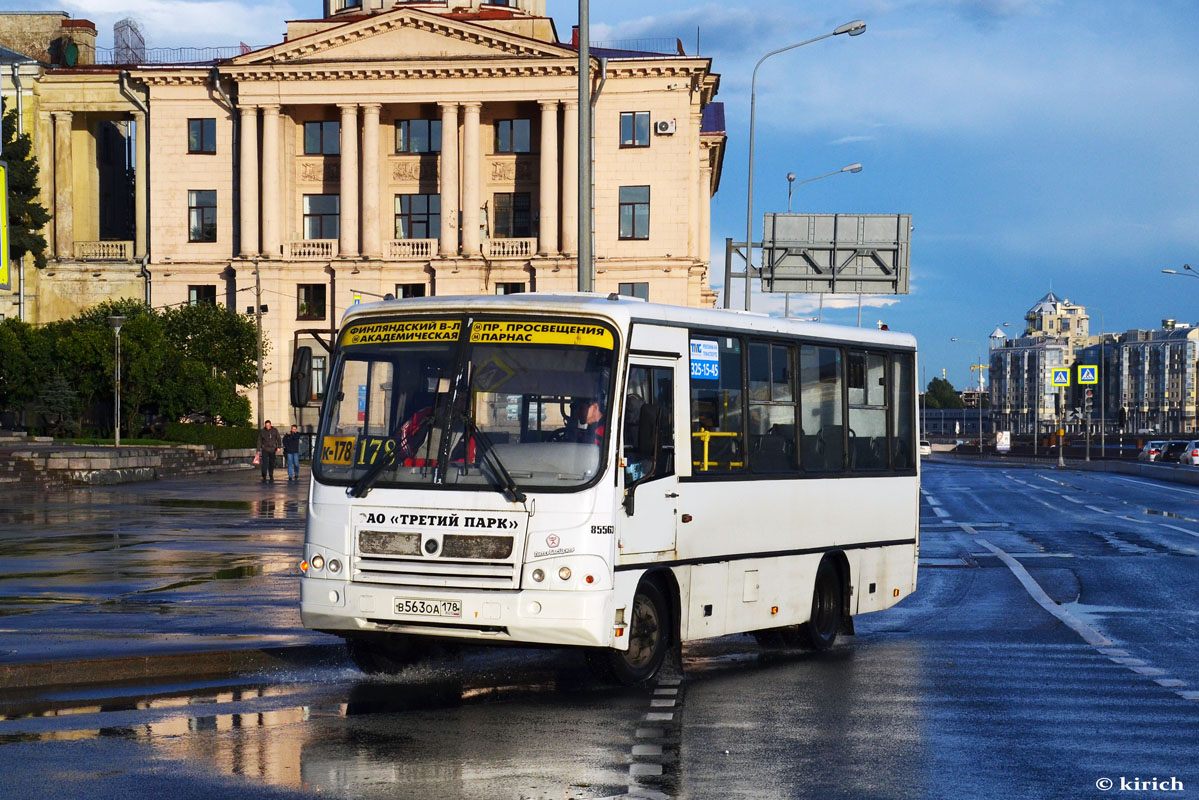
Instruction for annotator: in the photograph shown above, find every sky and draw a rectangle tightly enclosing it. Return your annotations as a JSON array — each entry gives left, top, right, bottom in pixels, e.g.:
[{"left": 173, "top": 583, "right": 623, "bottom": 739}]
[{"left": 9, "top": 0, "right": 1199, "bottom": 389}]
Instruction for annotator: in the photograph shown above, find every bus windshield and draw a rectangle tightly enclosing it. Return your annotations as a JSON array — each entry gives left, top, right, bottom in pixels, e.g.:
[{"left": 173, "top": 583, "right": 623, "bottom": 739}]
[{"left": 313, "top": 316, "right": 617, "bottom": 494}]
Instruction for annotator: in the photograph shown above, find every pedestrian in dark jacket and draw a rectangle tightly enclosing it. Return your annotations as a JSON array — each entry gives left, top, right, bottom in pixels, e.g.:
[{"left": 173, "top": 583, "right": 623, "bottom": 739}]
[
  {"left": 282, "top": 424, "right": 302, "bottom": 482},
  {"left": 258, "top": 420, "right": 282, "bottom": 483}
]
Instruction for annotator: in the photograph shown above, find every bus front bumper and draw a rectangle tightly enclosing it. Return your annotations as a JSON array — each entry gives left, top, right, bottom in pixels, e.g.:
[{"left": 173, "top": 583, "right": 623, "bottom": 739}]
[{"left": 301, "top": 577, "right": 616, "bottom": 648}]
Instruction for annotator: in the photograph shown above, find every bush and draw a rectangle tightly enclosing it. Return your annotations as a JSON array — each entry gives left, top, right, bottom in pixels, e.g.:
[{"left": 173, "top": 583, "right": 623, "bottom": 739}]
[{"left": 161, "top": 422, "right": 258, "bottom": 450}]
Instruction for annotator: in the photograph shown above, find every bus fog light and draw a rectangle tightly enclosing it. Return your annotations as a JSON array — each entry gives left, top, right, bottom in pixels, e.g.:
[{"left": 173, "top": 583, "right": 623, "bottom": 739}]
[
  {"left": 328, "top": 590, "right": 340, "bottom": 604},
  {"left": 532, "top": 569, "right": 545, "bottom": 582},
  {"left": 558, "top": 567, "right": 572, "bottom": 581},
  {"left": 328, "top": 559, "right": 342, "bottom": 574},
  {"left": 528, "top": 601, "right": 541, "bottom": 614},
  {"left": 310, "top": 554, "right": 324, "bottom": 570}
]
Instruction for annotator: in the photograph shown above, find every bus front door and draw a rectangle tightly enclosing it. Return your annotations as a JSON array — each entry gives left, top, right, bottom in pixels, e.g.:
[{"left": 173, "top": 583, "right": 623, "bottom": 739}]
[{"left": 619, "top": 358, "right": 678, "bottom": 556}]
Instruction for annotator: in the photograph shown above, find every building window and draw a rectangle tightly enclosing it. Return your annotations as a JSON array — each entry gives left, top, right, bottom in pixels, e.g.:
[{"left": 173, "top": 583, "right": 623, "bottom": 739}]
[
  {"left": 395, "top": 119, "right": 441, "bottom": 153},
  {"left": 303, "top": 194, "right": 339, "bottom": 240},
  {"left": 297, "top": 284, "right": 327, "bottom": 321},
  {"left": 618, "top": 282, "right": 649, "bottom": 300},
  {"left": 188, "top": 190, "right": 217, "bottom": 242},
  {"left": 303, "top": 121, "right": 340, "bottom": 155},
  {"left": 495, "top": 282, "right": 526, "bottom": 295},
  {"left": 188, "top": 285, "right": 217, "bottom": 306},
  {"left": 495, "top": 119, "right": 531, "bottom": 153},
  {"left": 188, "top": 118, "right": 216, "bottom": 154},
  {"left": 396, "top": 283, "right": 426, "bottom": 299},
  {"left": 311, "top": 355, "right": 327, "bottom": 401},
  {"left": 618, "top": 186, "right": 650, "bottom": 240},
  {"left": 620, "top": 111, "right": 650, "bottom": 148},
  {"left": 395, "top": 194, "right": 440, "bottom": 239},
  {"left": 493, "top": 192, "right": 532, "bottom": 238}
]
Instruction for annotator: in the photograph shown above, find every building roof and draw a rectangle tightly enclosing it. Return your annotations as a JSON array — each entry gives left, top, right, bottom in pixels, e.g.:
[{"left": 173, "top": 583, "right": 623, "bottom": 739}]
[{"left": 0, "top": 44, "right": 38, "bottom": 65}]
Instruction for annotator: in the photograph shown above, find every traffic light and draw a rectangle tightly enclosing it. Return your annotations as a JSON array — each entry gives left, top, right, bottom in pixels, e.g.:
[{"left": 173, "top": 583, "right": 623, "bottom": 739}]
[
  {"left": 1119, "top": 407, "right": 1128, "bottom": 428},
  {"left": 1054, "top": 392, "right": 1061, "bottom": 415},
  {"left": 1084, "top": 388, "right": 1094, "bottom": 414}
]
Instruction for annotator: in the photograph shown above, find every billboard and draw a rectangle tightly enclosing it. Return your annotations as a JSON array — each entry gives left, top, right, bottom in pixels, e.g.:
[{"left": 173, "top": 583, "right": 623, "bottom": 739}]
[
  {"left": 760, "top": 213, "right": 910, "bottom": 295},
  {"left": 0, "top": 161, "right": 9, "bottom": 291}
]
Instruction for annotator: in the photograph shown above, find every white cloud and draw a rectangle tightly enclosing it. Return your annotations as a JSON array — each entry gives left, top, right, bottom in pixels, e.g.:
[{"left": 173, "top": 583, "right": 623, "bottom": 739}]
[{"left": 46, "top": 0, "right": 301, "bottom": 49}]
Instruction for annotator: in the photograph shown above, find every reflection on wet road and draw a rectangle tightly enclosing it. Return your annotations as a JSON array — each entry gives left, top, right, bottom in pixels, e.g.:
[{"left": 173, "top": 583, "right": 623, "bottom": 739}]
[{"left": 2, "top": 463, "right": 1199, "bottom": 798}]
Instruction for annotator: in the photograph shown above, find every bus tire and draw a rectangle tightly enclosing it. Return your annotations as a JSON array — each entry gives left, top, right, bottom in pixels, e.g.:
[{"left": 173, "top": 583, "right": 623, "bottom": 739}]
[
  {"left": 795, "top": 558, "right": 843, "bottom": 651},
  {"left": 344, "top": 633, "right": 424, "bottom": 674},
  {"left": 593, "top": 580, "right": 671, "bottom": 685}
]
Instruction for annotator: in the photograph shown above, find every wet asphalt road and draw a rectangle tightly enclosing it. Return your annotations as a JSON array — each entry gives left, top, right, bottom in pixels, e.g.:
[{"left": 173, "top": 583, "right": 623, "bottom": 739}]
[{"left": 2, "top": 461, "right": 1199, "bottom": 799}]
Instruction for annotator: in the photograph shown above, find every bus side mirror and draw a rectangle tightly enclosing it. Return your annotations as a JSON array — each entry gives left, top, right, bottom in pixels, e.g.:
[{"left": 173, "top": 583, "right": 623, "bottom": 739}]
[
  {"left": 623, "top": 403, "right": 665, "bottom": 516},
  {"left": 291, "top": 346, "right": 313, "bottom": 408}
]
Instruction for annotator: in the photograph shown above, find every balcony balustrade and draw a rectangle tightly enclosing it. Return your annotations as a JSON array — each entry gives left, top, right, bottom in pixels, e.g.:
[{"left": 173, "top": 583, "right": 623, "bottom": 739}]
[
  {"left": 286, "top": 239, "right": 338, "bottom": 260},
  {"left": 387, "top": 239, "right": 437, "bottom": 260},
  {"left": 74, "top": 241, "right": 133, "bottom": 260},
  {"left": 483, "top": 238, "right": 537, "bottom": 259}
]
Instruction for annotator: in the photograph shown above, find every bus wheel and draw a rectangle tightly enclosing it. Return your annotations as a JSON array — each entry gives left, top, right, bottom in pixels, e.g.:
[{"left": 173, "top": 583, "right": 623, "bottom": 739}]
[
  {"left": 795, "top": 559, "right": 843, "bottom": 651},
  {"left": 592, "top": 581, "right": 670, "bottom": 685},
  {"left": 344, "top": 634, "right": 424, "bottom": 675}
]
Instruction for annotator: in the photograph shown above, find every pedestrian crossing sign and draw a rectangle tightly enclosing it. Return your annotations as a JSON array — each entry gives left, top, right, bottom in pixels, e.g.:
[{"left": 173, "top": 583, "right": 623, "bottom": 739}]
[
  {"left": 1078, "top": 365, "right": 1098, "bottom": 385},
  {"left": 1051, "top": 368, "right": 1070, "bottom": 387}
]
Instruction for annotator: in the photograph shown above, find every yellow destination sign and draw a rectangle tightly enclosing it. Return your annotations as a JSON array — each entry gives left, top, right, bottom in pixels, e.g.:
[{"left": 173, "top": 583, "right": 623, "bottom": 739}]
[
  {"left": 471, "top": 321, "right": 614, "bottom": 349},
  {"left": 340, "top": 319, "right": 461, "bottom": 347}
]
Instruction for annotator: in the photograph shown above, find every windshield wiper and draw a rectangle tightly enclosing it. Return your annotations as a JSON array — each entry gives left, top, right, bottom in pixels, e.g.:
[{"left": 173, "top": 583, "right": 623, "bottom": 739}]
[
  {"left": 347, "top": 450, "right": 392, "bottom": 499},
  {"left": 461, "top": 415, "right": 527, "bottom": 504}
]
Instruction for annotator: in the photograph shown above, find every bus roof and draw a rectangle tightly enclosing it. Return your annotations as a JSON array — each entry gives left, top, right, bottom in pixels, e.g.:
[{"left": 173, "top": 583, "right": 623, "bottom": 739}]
[{"left": 338, "top": 293, "right": 917, "bottom": 350}]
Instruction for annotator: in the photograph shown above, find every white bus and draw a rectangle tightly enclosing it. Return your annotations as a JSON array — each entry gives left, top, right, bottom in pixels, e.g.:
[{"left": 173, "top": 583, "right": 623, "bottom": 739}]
[{"left": 296, "top": 294, "right": 919, "bottom": 684}]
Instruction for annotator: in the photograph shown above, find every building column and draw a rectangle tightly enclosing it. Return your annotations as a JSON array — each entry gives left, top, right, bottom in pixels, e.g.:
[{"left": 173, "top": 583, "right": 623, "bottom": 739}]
[
  {"left": 538, "top": 100, "right": 559, "bottom": 256},
  {"left": 560, "top": 100, "right": 578, "bottom": 256},
  {"left": 438, "top": 102, "right": 459, "bottom": 257},
  {"left": 132, "top": 110, "right": 148, "bottom": 259},
  {"left": 339, "top": 104, "right": 359, "bottom": 257},
  {"left": 260, "top": 105, "right": 281, "bottom": 258},
  {"left": 687, "top": 109, "right": 702, "bottom": 259},
  {"left": 37, "top": 112, "right": 54, "bottom": 252},
  {"left": 52, "top": 111, "right": 73, "bottom": 260},
  {"left": 238, "top": 105, "right": 259, "bottom": 258},
  {"left": 360, "top": 104, "right": 381, "bottom": 258},
  {"left": 699, "top": 151, "right": 712, "bottom": 266},
  {"left": 461, "top": 102, "right": 481, "bottom": 257}
]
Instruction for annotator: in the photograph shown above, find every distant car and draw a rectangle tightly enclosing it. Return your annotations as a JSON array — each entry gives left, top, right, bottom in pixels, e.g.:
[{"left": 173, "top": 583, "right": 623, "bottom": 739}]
[
  {"left": 1138, "top": 441, "right": 1167, "bottom": 462},
  {"left": 919, "top": 440, "right": 932, "bottom": 457},
  {"left": 1160, "top": 440, "right": 1190, "bottom": 464},
  {"left": 1182, "top": 440, "right": 1199, "bottom": 467}
]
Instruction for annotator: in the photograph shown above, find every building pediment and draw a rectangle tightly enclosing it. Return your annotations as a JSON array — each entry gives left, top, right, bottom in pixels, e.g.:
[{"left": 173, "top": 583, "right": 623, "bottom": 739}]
[{"left": 231, "top": 8, "right": 573, "bottom": 67}]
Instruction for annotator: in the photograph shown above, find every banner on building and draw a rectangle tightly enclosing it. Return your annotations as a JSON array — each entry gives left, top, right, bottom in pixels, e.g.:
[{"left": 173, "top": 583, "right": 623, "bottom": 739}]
[{"left": 0, "top": 161, "right": 9, "bottom": 292}]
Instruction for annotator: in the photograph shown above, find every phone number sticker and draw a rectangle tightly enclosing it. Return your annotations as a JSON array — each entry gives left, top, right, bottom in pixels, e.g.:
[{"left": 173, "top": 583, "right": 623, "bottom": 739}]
[{"left": 690, "top": 339, "right": 720, "bottom": 380}]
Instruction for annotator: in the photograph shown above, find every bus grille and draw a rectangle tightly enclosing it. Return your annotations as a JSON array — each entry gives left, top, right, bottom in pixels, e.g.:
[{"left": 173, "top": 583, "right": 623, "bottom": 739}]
[{"left": 355, "top": 532, "right": 518, "bottom": 590}]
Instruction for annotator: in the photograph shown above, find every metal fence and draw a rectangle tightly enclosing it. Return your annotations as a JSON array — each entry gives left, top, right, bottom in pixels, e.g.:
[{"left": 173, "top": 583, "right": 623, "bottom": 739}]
[{"left": 94, "top": 45, "right": 263, "bottom": 65}]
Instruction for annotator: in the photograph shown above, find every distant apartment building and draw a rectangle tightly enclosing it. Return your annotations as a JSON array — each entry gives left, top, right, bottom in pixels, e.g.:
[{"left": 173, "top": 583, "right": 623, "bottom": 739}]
[
  {"left": 990, "top": 292, "right": 1199, "bottom": 436},
  {"left": 0, "top": 1, "right": 727, "bottom": 425}
]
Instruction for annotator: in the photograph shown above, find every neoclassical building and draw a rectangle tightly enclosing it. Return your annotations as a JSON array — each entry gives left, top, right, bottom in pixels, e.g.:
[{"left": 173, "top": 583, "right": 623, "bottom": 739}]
[{"left": 2, "top": 2, "right": 726, "bottom": 424}]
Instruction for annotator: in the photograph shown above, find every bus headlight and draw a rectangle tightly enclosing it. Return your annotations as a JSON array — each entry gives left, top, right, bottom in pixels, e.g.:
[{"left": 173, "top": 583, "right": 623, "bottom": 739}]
[
  {"left": 310, "top": 554, "right": 325, "bottom": 570},
  {"left": 532, "top": 568, "right": 545, "bottom": 582},
  {"left": 328, "top": 559, "right": 342, "bottom": 574},
  {"left": 558, "top": 566, "right": 572, "bottom": 581}
]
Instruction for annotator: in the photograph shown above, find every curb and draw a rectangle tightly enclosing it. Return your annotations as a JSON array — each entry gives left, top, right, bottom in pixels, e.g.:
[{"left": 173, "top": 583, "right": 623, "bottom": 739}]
[{"left": 0, "top": 643, "right": 345, "bottom": 693}]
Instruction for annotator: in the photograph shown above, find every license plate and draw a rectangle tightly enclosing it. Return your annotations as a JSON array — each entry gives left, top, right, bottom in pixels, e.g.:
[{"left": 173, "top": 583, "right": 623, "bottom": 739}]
[{"left": 394, "top": 597, "right": 462, "bottom": 617}]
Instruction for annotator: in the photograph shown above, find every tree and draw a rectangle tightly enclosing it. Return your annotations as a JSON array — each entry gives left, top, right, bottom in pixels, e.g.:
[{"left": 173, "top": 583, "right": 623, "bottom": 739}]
[
  {"left": 926, "top": 377, "right": 964, "bottom": 409},
  {"left": 2, "top": 104, "right": 50, "bottom": 270}
]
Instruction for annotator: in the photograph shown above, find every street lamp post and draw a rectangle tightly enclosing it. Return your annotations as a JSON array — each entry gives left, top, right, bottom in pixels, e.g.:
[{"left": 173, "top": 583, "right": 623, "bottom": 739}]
[
  {"left": 951, "top": 337, "right": 986, "bottom": 454},
  {"left": 743, "top": 20, "right": 866, "bottom": 311},
  {"left": 108, "top": 316, "right": 126, "bottom": 447},
  {"left": 783, "top": 164, "right": 863, "bottom": 318}
]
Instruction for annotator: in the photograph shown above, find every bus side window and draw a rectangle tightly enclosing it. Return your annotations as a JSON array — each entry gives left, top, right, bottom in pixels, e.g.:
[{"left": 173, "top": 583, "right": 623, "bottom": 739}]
[
  {"left": 624, "top": 366, "right": 674, "bottom": 482},
  {"left": 748, "top": 342, "right": 798, "bottom": 472},
  {"left": 689, "top": 335, "right": 744, "bottom": 472},
  {"left": 892, "top": 353, "right": 915, "bottom": 469},
  {"left": 848, "top": 351, "right": 889, "bottom": 471},
  {"left": 800, "top": 345, "right": 844, "bottom": 472}
]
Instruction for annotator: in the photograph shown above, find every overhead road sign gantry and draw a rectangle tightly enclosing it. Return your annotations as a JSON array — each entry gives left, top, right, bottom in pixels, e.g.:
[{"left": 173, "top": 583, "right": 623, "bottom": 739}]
[{"left": 760, "top": 213, "right": 911, "bottom": 295}]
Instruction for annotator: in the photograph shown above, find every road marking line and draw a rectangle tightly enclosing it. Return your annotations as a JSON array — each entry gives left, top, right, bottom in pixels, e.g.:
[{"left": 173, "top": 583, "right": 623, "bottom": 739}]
[
  {"left": 630, "top": 764, "right": 664, "bottom": 777},
  {"left": 635, "top": 728, "right": 664, "bottom": 738},
  {"left": 925, "top": 496, "right": 941, "bottom": 506},
  {"left": 643, "top": 712, "right": 673, "bottom": 721},
  {"left": 1109, "top": 657, "right": 1147, "bottom": 666},
  {"left": 1099, "top": 648, "right": 1130, "bottom": 657},
  {"left": 975, "top": 538, "right": 1112, "bottom": 648},
  {"left": 649, "top": 699, "right": 675, "bottom": 708},
  {"left": 933, "top": 506, "right": 949, "bottom": 518},
  {"left": 1176, "top": 690, "right": 1199, "bottom": 701},
  {"left": 958, "top": 523, "right": 979, "bottom": 536},
  {"left": 1155, "top": 679, "right": 1187, "bottom": 688},
  {"left": 1118, "top": 515, "right": 1152, "bottom": 525},
  {"left": 1131, "top": 666, "right": 1166, "bottom": 676},
  {"left": 653, "top": 687, "right": 678, "bottom": 696},
  {"left": 1062, "top": 496, "right": 1085, "bottom": 504},
  {"left": 1086, "top": 505, "right": 1111, "bottom": 514},
  {"left": 1160, "top": 523, "right": 1199, "bottom": 539},
  {"left": 1104, "top": 475, "right": 1199, "bottom": 497},
  {"left": 632, "top": 744, "right": 664, "bottom": 756}
]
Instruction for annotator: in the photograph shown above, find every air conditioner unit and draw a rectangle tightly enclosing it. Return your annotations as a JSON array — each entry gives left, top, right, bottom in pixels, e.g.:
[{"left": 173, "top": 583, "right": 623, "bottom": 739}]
[{"left": 654, "top": 119, "right": 676, "bottom": 135}]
